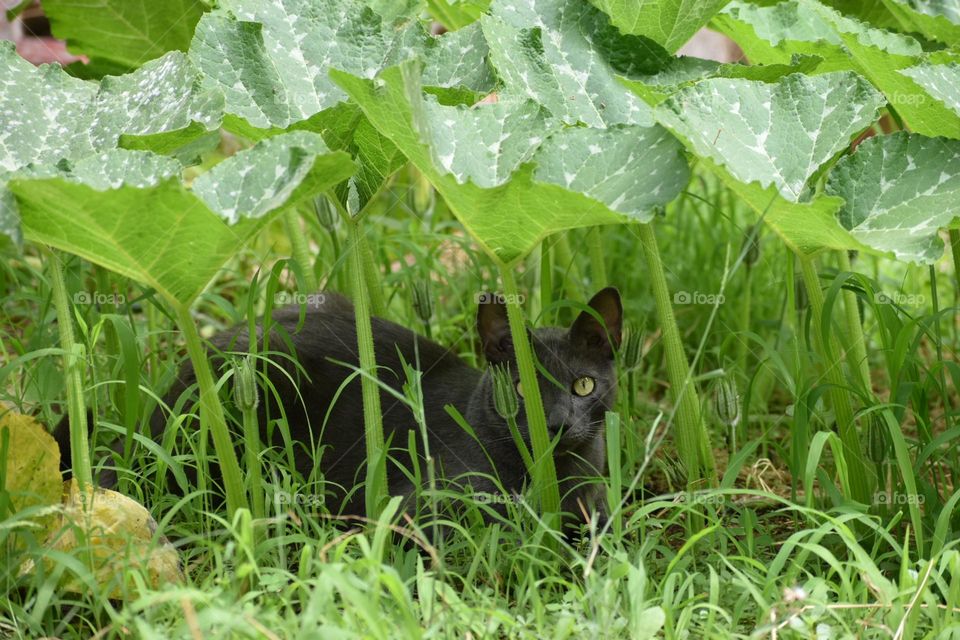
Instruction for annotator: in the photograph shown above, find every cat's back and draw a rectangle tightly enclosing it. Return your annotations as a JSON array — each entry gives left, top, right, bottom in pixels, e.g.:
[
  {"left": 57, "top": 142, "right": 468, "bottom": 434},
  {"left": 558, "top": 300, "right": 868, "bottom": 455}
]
[{"left": 265, "top": 293, "right": 473, "bottom": 384}]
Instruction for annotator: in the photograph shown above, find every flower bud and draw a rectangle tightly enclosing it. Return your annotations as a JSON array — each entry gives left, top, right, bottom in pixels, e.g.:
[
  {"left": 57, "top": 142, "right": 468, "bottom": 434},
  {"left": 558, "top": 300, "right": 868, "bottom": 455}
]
[
  {"left": 407, "top": 167, "right": 435, "bottom": 217},
  {"left": 866, "top": 413, "right": 889, "bottom": 466},
  {"left": 713, "top": 375, "right": 740, "bottom": 428},
  {"left": 411, "top": 278, "right": 433, "bottom": 325},
  {"left": 313, "top": 195, "right": 337, "bottom": 231},
  {"left": 233, "top": 355, "right": 259, "bottom": 412},
  {"left": 619, "top": 324, "right": 644, "bottom": 373},
  {"left": 491, "top": 364, "right": 519, "bottom": 420}
]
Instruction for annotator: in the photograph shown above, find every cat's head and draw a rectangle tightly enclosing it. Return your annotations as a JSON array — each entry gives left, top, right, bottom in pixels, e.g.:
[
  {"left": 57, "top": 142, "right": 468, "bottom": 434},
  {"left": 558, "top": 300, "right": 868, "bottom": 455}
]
[{"left": 476, "top": 288, "right": 622, "bottom": 446}]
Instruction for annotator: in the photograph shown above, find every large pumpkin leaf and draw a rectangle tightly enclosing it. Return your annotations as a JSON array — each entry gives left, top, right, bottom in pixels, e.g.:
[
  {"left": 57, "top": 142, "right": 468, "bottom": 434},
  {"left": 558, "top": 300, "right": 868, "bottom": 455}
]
[
  {"left": 480, "top": 0, "right": 667, "bottom": 128},
  {"left": 42, "top": 0, "right": 208, "bottom": 77},
  {"left": 12, "top": 133, "right": 354, "bottom": 305},
  {"left": 189, "top": 0, "right": 491, "bottom": 211},
  {"left": 0, "top": 44, "right": 222, "bottom": 244},
  {"left": 190, "top": 0, "right": 493, "bottom": 131},
  {"left": 711, "top": 0, "right": 851, "bottom": 71},
  {"left": 900, "top": 61, "right": 960, "bottom": 119},
  {"left": 713, "top": 1, "right": 960, "bottom": 138},
  {"left": 826, "top": 132, "right": 960, "bottom": 263},
  {"left": 333, "top": 61, "right": 690, "bottom": 265},
  {"left": 811, "top": 3, "right": 960, "bottom": 139},
  {"left": 881, "top": 0, "right": 960, "bottom": 45},
  {"left": 640, "top": 72, "right": 885, "bottom": 254},
  {"left": 587, "top": 0, "right": 733, "bottom": 53},
  {"left": 655, "top": 72, "right": 884, "bottom": 202}
]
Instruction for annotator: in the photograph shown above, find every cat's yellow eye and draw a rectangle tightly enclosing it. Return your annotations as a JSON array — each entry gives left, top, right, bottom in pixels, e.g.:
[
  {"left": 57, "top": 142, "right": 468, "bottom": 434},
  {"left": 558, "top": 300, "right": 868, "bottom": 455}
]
[
  {"left": 572, "top": 376, "right": 595, "bottom": 397},
  {"left": 515, "top": 380, "right": 524, "bottom": 398}
]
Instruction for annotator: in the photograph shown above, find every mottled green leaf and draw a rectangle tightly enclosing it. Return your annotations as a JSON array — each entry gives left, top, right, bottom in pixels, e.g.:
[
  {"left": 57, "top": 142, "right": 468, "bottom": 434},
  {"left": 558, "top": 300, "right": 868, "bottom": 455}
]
[
  {"left": 0, "top": 44, "right": 222, "bottom": 243},
  {"left": 900, "top": 61, "right": 960, "bottom": 119},
  {"left": 655, "top": 72, "right": 884, "bottom": 202},
  {"left": 620, "top": 55, "right": 823, "bottom": 106},
  {"left": 826, "top": 132, "right": 960, "bottom": 263},
  {"left": 811, "top": 2, "right": 960, "bottom": 139},
  {"left": 43, "top": 0, "right": 208, "bottom": 76},
  {"left": 13, "top": 133, "right": 353, "bottom": 304},
  {"left": 333, "top": 62, "right": 690, "bottom": 265},
  {"left": 638, "top": 71, "right": 886, "bottom": 254},
  {"left": 481, "top": 0, "right": 668, "bottom": 128},
  {"left": 190, "top": 0, "right": 492, "bottom": 131},
  {"left": 587, "top": 0, "right": 732, "bottom": 52},
  {"left": 881, "top": 0, "right": 960, "bottom": 45},
  {"left": 711, "top": 0, "right": 848, "bottom": 70}
]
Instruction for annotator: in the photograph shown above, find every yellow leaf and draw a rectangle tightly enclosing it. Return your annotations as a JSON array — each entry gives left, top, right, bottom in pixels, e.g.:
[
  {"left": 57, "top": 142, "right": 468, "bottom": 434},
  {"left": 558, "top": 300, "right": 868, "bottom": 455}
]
[{"left": 0, "top": 411, "right": 62, "bottom": 539}]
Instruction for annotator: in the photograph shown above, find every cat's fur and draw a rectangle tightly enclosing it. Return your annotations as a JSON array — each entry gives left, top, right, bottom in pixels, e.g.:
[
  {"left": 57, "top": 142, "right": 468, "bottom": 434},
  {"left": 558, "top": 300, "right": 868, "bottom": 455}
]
[{"left": 64, "top": 289, "right": 622, "bottom": 523}]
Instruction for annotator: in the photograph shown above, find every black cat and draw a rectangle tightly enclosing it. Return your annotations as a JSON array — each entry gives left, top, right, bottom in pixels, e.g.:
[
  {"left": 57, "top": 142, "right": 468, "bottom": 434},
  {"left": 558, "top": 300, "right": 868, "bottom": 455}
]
[{"left": 59, "top": 288, "right": 622, "bottom": 524}]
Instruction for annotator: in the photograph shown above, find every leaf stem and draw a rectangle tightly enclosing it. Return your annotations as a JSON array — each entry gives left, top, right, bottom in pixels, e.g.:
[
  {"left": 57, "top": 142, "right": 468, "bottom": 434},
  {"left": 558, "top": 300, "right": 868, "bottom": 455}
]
[
  {"left": 47, "top": 249, "right": 92, "bottom": 498},
  {"left": 837, "top": 251, "right": 871, "bottom": 392},
  {"left": 637, "top": 223, "right": 716, "bottom": 488},
  {"left": 331, "top": 193, "right": 388, "bottom": 517},
  {"left": 500, "top": 268, "right": 561, "bottom": 521},
  {"left": 283, "top": 210, "right": 318, "bottom": 292},
  {"left": 173, "top": 302, "right": 249, "bottom": 517},
  {"left": 797, "top": 254, "right": 872, "bottom": 504}
]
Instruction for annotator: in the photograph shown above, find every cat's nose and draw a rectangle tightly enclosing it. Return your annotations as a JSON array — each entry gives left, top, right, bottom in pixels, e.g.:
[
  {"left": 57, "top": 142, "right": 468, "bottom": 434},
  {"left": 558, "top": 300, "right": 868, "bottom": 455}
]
[{"left": 547, "top": 423, "right": 565, "bottom": 437}]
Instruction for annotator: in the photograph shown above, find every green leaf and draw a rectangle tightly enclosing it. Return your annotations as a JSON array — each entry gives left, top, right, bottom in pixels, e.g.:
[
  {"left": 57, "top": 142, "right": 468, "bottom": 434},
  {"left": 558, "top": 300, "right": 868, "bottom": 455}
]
[
  {"left": 900, "top": 61, "right": 960, "bottom": 119},
  {"left": 826, "top": 132, "right": 960, "bottom": 263},
  {"left": 42, "top": 0, "right": 208, "bottom": 76},
  {"left": 333, "top": 61, "right": 690, "bottom": 265},
  {"left": 0, "top": 44, "right": 222, "bottom": 243},
  {"left": 481, "top": 0, "right": 669, "bottom": 128},
  {"left": 881, "top": 0, "right": 960, "bottom": 45},
  {"left": 426, "top": 0, "right": 491, "bottom": 30},
  {"left": 641, "top": 71, "right": 885, "bottom": 254},
  {"left": 655, "top": 72, "right": 885, "bottom": 202},
  {"left": 13, "top": 134, "right": 353, "bottom": 304},
  {"left": 711, "top": 0, "right": 850, "bottom": 70},
  {"left": 190, "top": 0, "right": 492, "bottom": 131},
  {"left": 587, "top": 0, "right": 733, "bottom": 53},
  {"left": 811, "top": 2, "right": 960, "bottom": 139},
  {"left": 620, "top": 54, "right": 823, "bottom": 105}
]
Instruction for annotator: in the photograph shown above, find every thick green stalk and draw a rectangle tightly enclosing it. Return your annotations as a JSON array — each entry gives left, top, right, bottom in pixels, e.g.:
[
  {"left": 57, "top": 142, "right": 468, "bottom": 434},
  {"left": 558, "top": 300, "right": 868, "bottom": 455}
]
[
  {"left": 637, "top": 224, "right": 716, "bottom": 488},
  {"left": 173, "top": 303, "right": 249, "bottom": 517},
  {"left": 951, "top": 229, "right": 960, "bottom": 304},
  {"left": 837, "top": 251, "right": 871, "bottom": 392},
  {"left": 346, "top": 217, "right": 387, "bottom": 517},
  {"left": 47, "top": 249, "right": 92, "bottom": 497},
  {"left": 359, "top": 232, "right": 386, "bottom": 317},
  {"left": 797, "top": 254, "right": 872, "bottom": 504},
  {"left": 283, "top": 210, "right": 318, "bottom": 292},
  {"left": 588, "top": 227, "right": 607, "bottom": 287},
  {"left": 500, "top": 268, "right": 561, "bottom": 519},
  {"left": 540, "top": 242, "right": 553, "bottom": 325}
]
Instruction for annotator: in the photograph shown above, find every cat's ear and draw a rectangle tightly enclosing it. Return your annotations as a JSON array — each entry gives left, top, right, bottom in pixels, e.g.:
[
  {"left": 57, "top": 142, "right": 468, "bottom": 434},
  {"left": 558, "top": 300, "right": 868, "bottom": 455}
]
[
  {"left": 570, "top": 287, "right": 622, "bottom": 358},
  {"left": 477, "top": 293, "right": 513, "bottom": 364}
]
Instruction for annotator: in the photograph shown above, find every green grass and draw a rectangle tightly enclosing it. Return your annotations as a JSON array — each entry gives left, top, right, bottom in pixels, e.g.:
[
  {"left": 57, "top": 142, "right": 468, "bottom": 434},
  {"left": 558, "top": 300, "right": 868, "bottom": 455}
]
[{"left": 2, "top": 166, "right": 959, "bottom": 638}]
